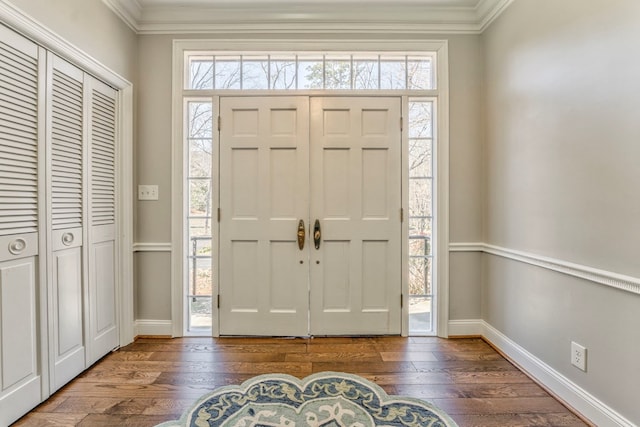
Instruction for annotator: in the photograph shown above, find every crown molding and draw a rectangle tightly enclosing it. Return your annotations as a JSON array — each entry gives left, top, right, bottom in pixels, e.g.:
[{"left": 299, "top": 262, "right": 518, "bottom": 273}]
[
  {"left": 102, "top": 0, "right": 142, "bottom": 33},
  {"left": 101, "top": 0, "right": 512, "bottom": 35},
  {"left": 476, "top": 0, "right": 514, "bottom": 32}
]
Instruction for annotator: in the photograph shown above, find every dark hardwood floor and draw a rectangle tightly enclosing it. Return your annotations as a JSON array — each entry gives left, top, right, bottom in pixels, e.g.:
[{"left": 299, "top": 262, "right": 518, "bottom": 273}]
[{"left": 14, "top": 336, "right": 589, "bottom": 426}]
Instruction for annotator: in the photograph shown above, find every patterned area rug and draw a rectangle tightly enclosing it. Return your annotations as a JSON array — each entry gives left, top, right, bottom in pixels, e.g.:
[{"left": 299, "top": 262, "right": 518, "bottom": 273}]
[{"left": 157, "top": 372, "right": 458, "bottom": 427}]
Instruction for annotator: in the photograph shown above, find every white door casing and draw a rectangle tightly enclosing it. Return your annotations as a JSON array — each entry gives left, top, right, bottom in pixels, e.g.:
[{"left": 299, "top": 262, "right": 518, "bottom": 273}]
[
  {"left": 218, "top": 96, "right": 402, "bottom": 336},
  {"left": 219, "top": 96, "right": 310, "bottom": 336},
  {"left": 309, "top": 97, "right": 402, "bottom": 335}
]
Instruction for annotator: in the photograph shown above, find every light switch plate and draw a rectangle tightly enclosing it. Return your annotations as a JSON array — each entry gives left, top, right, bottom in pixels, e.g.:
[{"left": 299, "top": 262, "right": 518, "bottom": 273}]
[{"left": 138, "top": 185, "right": 158, "bottom": 201}]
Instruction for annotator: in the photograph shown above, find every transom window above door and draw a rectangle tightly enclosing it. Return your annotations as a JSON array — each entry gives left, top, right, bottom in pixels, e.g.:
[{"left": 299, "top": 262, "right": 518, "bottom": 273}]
[{"left": 184, "top": 52, "right": 436, "bottom": 91}]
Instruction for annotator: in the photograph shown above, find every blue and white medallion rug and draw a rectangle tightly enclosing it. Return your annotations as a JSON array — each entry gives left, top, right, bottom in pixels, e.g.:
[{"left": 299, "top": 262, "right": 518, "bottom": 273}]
[{"left": 157, "top": 372, "right": 458, "bottom": 427}]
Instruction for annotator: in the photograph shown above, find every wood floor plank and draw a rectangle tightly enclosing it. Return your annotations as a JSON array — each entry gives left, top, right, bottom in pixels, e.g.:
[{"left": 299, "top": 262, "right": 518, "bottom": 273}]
[
  {"left": 104, "top": 398, "right": 195, "bottom": 415},
  {"left": 450, "top": 370, "right": 533, "bottom": 384},
  {"left": 76, "top": 370, "right": 162, "bottom": 384},
  {"left": 375, "top": 341, "right": 494, "bottom": 353},
  {"left": 49, "top": 397, "right": 126, "bottom": 414},
  {"left": 286, "top": 352, "right": 382, "bottom": 362},
  {"left": 451, "top": 413, "right": 588, "bottom": 427},
  {"left": 90, "top": 360, "right": 313, "bottom": 374},
  {"left": 51, "top": 383, "right": 220, "bottom": 399},
  {"left": 311, "top": 361, "right": 416, "bottom": 373},
  {"left": 412, "top": 360, "right": 519, "bottom": 373},
  {"left": 76, "top": 414, "right": 173, "bottom": 427},
  {"left": 306, "top": 343, "right": 379, "bottom": 353},
  {"left": 13, "top": 337, "right": 588, "bottom": 427},
  {"left": 13, "top": 413, "right": 88, "bottom": 426},
  {"left": 430, "top": 397, "right": 570, "bottom": 415},
  {"left": 358, "top": 372, "right": 454, "bottom": 385},
  {"left": 146, "top": 350, "right": 288, "bottom": 363},
  {"left": 431, "top": 351, "right": 505, "bottom": 361},
  {"left": 388, "top": 383, "right": 549, "bottom": 399},
  {"left": 380, "top": 351, "right": 438, "bottom": 361}
]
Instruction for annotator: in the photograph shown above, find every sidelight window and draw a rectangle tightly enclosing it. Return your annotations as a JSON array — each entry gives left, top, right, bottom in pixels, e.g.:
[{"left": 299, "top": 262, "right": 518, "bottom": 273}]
[
  {"left": 408, "top": 99, "right": 434, "bottom": 334},
  {"left": 186, "top": 100, "right": 214, "bottom": 332}
]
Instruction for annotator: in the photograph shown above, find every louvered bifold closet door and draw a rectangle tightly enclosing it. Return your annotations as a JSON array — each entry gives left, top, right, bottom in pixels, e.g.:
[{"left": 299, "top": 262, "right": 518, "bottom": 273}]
[
  {"left": 87, "top": 76, "right": 118, "bottom": 364},
  {"left": 0, "top": 25, "right": 45, "bottom": 426},
  {"left": 46, "top": 54, "right": 87, "bottom": 393}
]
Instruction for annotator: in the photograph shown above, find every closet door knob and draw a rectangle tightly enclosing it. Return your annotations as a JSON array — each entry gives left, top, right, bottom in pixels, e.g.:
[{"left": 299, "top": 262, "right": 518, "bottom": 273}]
[
  {"left": 62, "top": 232, "right": 74, "bottom": 246},
  {"left": 9, "top": 238, "right": 27, "bottom": 255}
]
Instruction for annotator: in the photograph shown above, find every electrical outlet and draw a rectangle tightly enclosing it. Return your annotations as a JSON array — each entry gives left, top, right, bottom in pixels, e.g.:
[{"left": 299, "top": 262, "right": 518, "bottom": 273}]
[
  {"left": 138, "top": 185, "right": 159, "bottom": 201},
  {"left": 571, "top": 341, "right": 587, "bottom": 371}
]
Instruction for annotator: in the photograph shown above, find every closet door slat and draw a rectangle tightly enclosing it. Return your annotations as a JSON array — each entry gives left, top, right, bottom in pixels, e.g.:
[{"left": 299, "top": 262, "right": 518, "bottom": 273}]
[
  {"left": 0, "top": 39, "right": 39, "bottom": 237},
  {"left": 50, "top": 67, "right": 83, "bottom": 231},
  {"left": 90, "top": 90, "right": 116, "bottom": 227}
]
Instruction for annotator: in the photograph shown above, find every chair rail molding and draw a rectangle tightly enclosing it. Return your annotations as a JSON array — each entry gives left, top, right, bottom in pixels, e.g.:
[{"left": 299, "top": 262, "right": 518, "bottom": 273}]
[
  {"left": 133, "top": 242, "right": 172, "bottom": 252},
  {"left": 449, "top": 242, "right": 640, "bottom": 296}
]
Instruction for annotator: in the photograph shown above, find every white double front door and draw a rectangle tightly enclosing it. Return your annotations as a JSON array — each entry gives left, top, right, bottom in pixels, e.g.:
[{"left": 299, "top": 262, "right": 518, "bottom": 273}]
[{"left": 219, "top": 96, "right": 401, "bottom": 336}]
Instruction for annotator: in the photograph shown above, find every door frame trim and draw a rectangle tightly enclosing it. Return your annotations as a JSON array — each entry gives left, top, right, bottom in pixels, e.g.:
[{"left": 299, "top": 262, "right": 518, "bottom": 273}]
[{"left": 172, "top": 39, "right": 449, "bottom": 338}]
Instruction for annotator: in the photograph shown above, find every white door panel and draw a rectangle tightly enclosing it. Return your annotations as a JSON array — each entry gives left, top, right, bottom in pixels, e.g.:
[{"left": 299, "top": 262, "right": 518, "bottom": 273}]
[
  {"left": 50, "top": 245, "right": 85, "bottom": 390},
  {"left": 0, "top": 257, "right": 41, "bottom": 425},
  {"left": 88, "top": 237, "right": 117, "bottom": 362},
  {"left": 87, "top": 77, "right": 118, "bottom": 364},
  {"left": 46, "top": 54, "right": 87, "bottom": 392},
  {"left": 219, "top": 97, "right": 309, "bottom": 336},
  {"left": 310, "top": 97, "right": 401, "bottom": 335},
  {"left": 0, "top": 25, "right": 45, "bottom": 425}
]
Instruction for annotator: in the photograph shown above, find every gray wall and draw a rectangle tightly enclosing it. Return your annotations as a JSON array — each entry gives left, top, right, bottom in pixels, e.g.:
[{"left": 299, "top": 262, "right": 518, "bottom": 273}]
[
  {"left": 8, "top": 0, "right": 137, "bottom": 81},
  {"left": 482, "top": 0, "right": 640, "bottom": 422},
  {"left": 134, "top": 33, "right": 485, "bottom": 321},
  {"left": 448, "top": 35, "right": 484, "bottom": 320},
  {"left": 135, "top": 35, "right": 173, "bottom": 320}
]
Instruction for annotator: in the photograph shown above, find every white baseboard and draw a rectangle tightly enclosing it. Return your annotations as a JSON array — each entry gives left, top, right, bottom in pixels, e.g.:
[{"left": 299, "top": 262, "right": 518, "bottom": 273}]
[
  {"left": 448, "top": 320, "right": 636, "bottom": 427},
  {"left": 134, "top": 319, "right": 173, "bottom": 337},
  {"left": 447, "top": 319, "right": 484, "bottom": 336}
]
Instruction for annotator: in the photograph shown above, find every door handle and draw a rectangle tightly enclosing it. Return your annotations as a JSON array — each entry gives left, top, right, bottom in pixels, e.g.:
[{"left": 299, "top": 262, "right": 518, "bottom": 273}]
[
  {"left": 297, "top": 220, "right": 305, "bottom": 250},
  {"left": 313, "top": 220, "right": 321, "bottom": 249}
]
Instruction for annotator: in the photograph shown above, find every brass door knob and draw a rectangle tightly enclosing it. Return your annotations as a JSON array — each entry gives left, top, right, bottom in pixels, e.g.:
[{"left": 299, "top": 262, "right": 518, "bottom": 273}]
[{"left": 297, "top": 219, "right": 305, "bottom": 250}]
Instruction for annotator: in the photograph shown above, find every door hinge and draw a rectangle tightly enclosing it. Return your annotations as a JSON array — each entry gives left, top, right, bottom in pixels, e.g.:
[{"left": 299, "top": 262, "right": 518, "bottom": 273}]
[
  {"left": 217, "top": 116, "right": 221, "bottom": 131},
  {"left": 217, "top": 208, "right": 221, "bottom": 222},
  {"left": 400, "top": 208, "right": 404, "bottom": 222},
  {"left": 400, "top": 117, "right": 403, "bottom": 131},
  {"left": 217, "top": 295, "right": 220, "bottom": 309}
]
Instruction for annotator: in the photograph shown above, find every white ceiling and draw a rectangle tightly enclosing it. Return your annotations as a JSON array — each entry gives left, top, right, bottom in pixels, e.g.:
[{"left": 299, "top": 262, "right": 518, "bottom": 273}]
[{"left": 103, "top": 0, "right": 514, "bottom": 34}]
